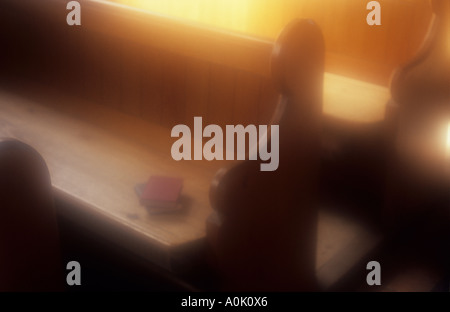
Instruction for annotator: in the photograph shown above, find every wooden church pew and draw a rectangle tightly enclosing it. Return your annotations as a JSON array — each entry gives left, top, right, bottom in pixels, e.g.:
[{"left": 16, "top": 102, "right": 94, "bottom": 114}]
[
  {"left": 0, "top": 84, "right": 384, "bottom": 290},
  {"left": 1, "top": 0, "right": 442, "bottom": 290}
]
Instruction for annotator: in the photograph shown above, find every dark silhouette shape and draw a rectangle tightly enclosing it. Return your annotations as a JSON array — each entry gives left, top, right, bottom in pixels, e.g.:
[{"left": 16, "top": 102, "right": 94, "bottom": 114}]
[{"left": 0, "top": 139, "right": 62, "bottom": 291}]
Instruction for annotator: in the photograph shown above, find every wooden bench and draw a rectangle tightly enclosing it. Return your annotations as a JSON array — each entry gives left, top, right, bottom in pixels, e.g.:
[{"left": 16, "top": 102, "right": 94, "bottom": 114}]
[
  {"left": 0, "top": 0, "right": 408, "bottom": 290},
  {"left": 0, "top": 81, "right": 385, "bottom": 289}
]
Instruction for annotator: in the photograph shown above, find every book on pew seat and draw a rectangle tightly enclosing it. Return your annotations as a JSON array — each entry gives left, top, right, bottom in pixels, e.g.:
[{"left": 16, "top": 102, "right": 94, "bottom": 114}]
[{"left": 135, "top": 176, "right": 183, "bottom": 214}]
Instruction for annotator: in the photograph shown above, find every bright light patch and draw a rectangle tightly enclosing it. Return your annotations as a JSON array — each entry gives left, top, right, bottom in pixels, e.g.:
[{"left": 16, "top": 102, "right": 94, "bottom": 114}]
[
  {"left": 113, "top": 0, "right": 304, "bottom": 39},
  {"left": 447, "top": 122, "right": 450, "bottom": 152}
]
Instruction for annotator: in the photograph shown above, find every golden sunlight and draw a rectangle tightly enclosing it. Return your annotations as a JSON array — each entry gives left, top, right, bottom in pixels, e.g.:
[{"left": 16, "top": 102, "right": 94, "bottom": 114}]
[{"left": 112, "top": 0, "right": 311, "bottom": 39}]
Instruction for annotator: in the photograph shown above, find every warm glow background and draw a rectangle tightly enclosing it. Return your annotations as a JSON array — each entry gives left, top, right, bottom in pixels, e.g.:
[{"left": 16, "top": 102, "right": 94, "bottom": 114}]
[
  {"left": 114, "top": 0, "right": 305, "bottom": 39},
  {"left": 113, "top": 0, "right": 433, "bottom": 85},
  {"left": 447, "top": 122, "right": 450, "bottom": 152}
]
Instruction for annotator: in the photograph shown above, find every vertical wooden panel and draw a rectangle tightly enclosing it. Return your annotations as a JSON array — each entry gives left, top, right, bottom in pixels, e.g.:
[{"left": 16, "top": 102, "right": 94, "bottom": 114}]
[
  {"left": 53, "top": 25, "right": 85, "bottom": 98},
  {"left": 161, "top": 52, "right": 187, "bottom": 127},
  {"left": 141, "top": 49, "right": 164, "bottom": 125},
  {"left": 258, "top": 77, "right": 279, "bottom": 124},
  {"left": 82, "top": 31, "right": 106, "bottom": 106},
  {"left": 120, "top": 40, "right": 142, "bottom": 117},
  {"left": 29, "top": 1, "right": 66, "bottom": 87},
  {"left": 233, "top": 70, "right": 261, "bottom": 125},
  {"left": 184, "top": 58, "right": 210, "bottom": 128},
  {"left": 208, "top": 64, "right": 235, "bottom": 127},
  {"left": 385, "top": 0, "right": 431, "bottom": 68},
  {"left": 66, "top": 28, "right": 87, "bottom": 98},
  {"left": 101, "top": 35, "right": 122, "bottom": 111}
]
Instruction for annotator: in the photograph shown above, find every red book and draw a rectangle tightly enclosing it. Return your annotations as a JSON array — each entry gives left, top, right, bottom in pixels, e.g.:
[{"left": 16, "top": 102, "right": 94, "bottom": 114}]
[{"left": 136, "top": 176, "right": 183, "bottom": 213}]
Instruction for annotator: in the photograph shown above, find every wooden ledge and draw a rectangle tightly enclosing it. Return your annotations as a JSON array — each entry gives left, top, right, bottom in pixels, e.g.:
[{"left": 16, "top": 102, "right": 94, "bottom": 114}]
[{"left": 0, "top": 86, "right": 217, "bottom": 266}]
